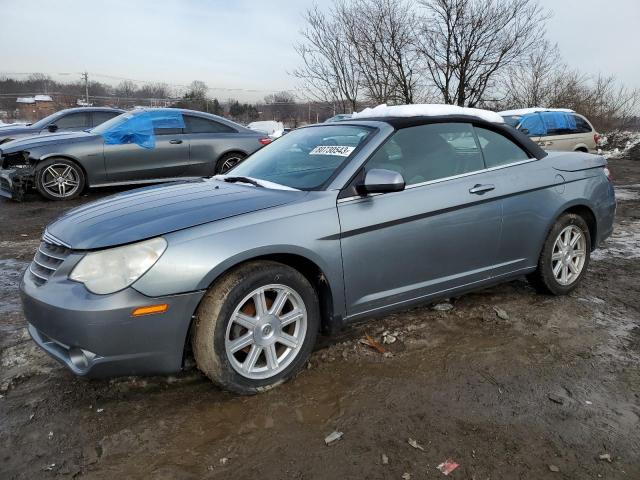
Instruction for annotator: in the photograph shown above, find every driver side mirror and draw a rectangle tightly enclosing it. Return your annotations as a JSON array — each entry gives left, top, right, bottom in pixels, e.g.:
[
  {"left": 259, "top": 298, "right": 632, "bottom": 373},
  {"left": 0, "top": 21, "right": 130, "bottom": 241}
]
[
  {"left": 47, "top": 124, "right": 59, "bottom": 133},
  {"left": 519, "top": 127, "right": 529, "bottom": 135},
  {"left": 356, "top": 169, "right": 405, "bottom": 196}
]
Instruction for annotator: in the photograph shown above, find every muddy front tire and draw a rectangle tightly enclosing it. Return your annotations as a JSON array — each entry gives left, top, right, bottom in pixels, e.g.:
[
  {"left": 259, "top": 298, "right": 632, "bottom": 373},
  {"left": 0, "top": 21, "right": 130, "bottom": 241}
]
[
  {"left": 192, "top": 260, "right": 319, "bottom": 394},
  {"left": 527, "top": 213, "right": 591, "bottom": 295}
]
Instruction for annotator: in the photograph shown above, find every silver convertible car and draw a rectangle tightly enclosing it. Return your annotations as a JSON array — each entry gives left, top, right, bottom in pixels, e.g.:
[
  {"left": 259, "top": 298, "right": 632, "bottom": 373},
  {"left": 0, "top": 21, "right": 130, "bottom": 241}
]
[{"left": 20, "top": 105, "right": 616, "bottom": 394}]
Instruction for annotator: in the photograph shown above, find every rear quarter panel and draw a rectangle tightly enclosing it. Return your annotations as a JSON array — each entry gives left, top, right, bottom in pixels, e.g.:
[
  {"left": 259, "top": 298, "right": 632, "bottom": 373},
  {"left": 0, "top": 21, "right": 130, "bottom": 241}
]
[
  {"left": 184, "top": 133, "right": 263, "bottom": 176},
  {"left": 493, "top": 152, "right": 614, "bottom": 276}
]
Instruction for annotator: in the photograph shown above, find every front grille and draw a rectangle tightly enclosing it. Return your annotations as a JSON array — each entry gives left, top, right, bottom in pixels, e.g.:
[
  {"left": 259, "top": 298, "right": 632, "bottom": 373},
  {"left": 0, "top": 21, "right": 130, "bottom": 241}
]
[
  {"left": 0, "top": 176, "right": 9, "bottom": 193},
  {"left": 29, "top": 240, "right": 71, "bottom": 286}
]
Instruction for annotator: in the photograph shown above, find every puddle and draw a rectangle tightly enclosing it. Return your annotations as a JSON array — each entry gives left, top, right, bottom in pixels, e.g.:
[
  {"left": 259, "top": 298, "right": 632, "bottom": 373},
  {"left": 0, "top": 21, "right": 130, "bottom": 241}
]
[
  {"left": 0, "top": 258, "right": 28, "bottom": 315},
  {"left": 592, "top": 220, "right": 640, "bottom": 261},
  {"left": 615, "top": 184, "right": 640, "bottom": 202}
]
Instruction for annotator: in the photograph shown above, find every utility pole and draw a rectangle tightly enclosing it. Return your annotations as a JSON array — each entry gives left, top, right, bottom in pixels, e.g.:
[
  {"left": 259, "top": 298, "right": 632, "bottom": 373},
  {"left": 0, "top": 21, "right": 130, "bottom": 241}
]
[{"left": 82, "top": 71, "right": 89, "bottom": 106}]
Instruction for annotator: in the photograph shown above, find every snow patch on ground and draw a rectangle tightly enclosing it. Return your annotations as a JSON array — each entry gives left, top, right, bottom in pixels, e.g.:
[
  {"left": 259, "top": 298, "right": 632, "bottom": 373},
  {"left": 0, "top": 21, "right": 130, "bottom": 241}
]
[
  {"left": 353, "top": 103, "right": 504, "bottom": 123},
  {"left": 598, "top": 131, "right": 640, "bottom": 159},
  {"left": 615, "top": 184, "right": 640, "bottom": 201},
  {"left": 592, "top": 219, "right": 640, "bottom": 261}
]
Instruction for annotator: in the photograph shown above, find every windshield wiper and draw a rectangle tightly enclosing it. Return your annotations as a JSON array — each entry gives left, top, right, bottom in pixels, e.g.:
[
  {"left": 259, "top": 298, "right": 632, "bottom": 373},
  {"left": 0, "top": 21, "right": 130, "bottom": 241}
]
[{"left": 223, "top": 176, "right": 264, "bottom": 188}]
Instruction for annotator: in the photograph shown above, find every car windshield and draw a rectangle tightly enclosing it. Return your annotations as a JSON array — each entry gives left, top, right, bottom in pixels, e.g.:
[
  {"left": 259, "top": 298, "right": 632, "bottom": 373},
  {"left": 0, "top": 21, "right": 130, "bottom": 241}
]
[
  {"left": 227, "top": 125, "right": 373, "bottom": 190},
  {"left": 90, "top": 112, "right": 132, "bottom": 134},
  {"left": 501, "top": 115, "right": 522, "bottom": 128},
  {"left": 30, "top": 111, "right": 65, "bottom": 129}
]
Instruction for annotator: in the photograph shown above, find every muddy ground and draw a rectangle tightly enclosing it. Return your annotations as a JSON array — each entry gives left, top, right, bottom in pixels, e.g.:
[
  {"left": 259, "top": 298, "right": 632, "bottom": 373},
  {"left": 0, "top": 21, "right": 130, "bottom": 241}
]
[{"left": 1, "top": 158, "right": 639, "bottom": 480}]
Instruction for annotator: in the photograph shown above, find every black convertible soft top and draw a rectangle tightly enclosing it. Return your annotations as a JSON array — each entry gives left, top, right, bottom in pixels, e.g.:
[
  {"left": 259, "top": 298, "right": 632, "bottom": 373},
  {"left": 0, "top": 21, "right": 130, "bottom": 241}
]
[{"left": 353, "top": 114, "right": 548, "bottom": 160}]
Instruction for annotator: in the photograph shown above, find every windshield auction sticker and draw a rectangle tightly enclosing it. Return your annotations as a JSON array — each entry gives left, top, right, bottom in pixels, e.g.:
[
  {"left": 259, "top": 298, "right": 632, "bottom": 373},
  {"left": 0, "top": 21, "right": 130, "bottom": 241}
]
[{"left": 309, "top": 145, "right": 356, "bottom": 156}]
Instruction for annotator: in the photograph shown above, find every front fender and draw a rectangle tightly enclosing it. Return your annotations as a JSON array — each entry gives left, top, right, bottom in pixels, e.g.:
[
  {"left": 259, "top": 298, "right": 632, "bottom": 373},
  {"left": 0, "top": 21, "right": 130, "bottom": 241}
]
[{"left": 132, "top": 192, "right": 346, "bottom": 318}]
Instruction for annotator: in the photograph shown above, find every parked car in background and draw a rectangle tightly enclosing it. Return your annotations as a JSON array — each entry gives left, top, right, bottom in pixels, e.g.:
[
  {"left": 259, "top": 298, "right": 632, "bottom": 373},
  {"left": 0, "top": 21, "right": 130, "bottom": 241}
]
[
  {"left": 21, "top": 104, "right": 615, "bottom": 394},
  {"left": 247, "top": 120, "right": 284, "bottom": 138},
  {"left": 0, "top": 107, "right": 124, "bottom": 144},
  {"left": 324, "top": 113, "right": 352, "bottom": 123},
  {"left": 500, "top": 108, "right": 599, "bottom": 153},
  {"left": 0, "top": 108, "right": 270, "bottom": 200}
]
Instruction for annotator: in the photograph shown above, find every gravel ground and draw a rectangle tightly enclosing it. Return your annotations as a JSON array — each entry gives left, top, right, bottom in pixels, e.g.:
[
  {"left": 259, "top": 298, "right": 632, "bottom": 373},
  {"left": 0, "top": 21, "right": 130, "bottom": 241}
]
[{"left": 1, "top": 157, "right": 639, "bottom": 479}]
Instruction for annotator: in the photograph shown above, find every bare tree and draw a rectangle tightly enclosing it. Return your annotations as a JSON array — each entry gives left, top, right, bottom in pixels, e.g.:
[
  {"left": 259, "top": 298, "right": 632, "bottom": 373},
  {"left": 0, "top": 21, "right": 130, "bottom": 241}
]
[
  {"left": 115, "top": 80, "right": 137, "bottom": 98},
  {"left": 264, "top": 91, "right": 298, "bottom": 123},
  {"left": 293, "top": 4, "right": 360, "bottom": 112},
  {"left": 419, "top": 0, "right": 549, "bottom": 107},
  {"left": 187, "top": 80, "right": 208, "bottom": 100},
  {"left": 338, "top": 0, "right": 422, "bottom": 104},
  {"left": 501, "top": 40, "right": 564, "bottom": 108}
]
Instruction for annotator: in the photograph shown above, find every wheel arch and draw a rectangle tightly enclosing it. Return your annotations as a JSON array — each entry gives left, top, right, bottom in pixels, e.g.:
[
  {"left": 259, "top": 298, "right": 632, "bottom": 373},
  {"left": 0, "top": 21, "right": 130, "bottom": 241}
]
[
  {"left": 182, "top": 250, "right": 342, "bottom": 367},
  {"left": 36, "top": 154, "right": 89, "bottom": 186},
  {"left": 544, "top": 201, "right": 598, "bottom": 253}
]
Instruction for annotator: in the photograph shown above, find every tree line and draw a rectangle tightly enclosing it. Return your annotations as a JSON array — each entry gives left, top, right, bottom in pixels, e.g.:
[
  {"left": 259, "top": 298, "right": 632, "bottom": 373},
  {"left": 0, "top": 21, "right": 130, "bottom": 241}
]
[{"left": 293, "top": 0, "right": 639, "bottom": 131}]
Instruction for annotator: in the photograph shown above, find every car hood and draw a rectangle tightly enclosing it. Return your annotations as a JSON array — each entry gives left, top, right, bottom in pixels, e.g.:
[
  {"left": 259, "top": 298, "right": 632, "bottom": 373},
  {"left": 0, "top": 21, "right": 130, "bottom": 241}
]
[
  {"left": 46, "top": 179, "right": 306, "bottom": 250},
  {"left": 0, "top": 130, "right": 97, "bottom": 153},
  {"left": 0, "top": 125, "right": 36, "bottom": 140}
]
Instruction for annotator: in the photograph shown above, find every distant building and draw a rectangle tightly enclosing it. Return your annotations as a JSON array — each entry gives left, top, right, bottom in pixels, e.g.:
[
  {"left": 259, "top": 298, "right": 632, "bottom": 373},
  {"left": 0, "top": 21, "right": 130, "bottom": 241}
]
[{"left": 16, "top": 95, "right": 55, "bottom": 122}]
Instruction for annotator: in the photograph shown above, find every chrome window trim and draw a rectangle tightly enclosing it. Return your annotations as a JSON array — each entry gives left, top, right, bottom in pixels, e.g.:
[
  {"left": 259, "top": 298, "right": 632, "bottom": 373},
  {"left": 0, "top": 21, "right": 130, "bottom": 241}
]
[{"left": 337, "top": 157, "right": 537, "bottom": 204}]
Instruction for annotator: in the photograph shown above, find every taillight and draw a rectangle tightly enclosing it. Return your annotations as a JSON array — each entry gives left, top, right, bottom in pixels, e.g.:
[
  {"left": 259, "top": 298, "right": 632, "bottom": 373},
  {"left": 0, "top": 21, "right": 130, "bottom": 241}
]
[
  {"left": 603, "top": 166, "right": 612, "bottom": 182},
  {"left": 594, "top": 132, "right": 600, "bottom": 145},
  {"left": 259, "top": 137, "right": 272, "bottom": 145}
]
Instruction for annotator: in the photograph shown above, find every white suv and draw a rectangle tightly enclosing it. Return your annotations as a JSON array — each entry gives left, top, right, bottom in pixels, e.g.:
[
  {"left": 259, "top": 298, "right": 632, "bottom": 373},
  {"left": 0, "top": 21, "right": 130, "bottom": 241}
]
[{"left": 499, "top": 108, "right": 599, "bottom": 153}]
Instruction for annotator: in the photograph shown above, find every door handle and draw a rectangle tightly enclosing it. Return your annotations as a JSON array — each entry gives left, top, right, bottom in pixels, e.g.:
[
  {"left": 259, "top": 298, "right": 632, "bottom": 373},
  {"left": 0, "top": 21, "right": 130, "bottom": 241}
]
[
  {"left": 169, "top": 139, "right": 183, "bottom": 144},
  {"left": 469, "top": 184, "right": 495, "bottom": 195}
]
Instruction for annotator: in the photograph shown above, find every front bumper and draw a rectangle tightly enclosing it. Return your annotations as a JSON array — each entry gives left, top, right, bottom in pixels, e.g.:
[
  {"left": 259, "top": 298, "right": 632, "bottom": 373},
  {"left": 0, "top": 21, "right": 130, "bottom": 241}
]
[
  {"left": 0, "top": 167, "right": 34, "bottom": 201},
  {"left": 21, "top": 270, "right": 205, "bottom": 378}
]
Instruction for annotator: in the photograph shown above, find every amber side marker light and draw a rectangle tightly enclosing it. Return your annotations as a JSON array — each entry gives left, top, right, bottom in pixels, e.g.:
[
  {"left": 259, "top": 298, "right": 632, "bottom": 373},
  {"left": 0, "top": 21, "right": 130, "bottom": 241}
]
[{"left": 132, "top": 304, "right": 169, "bottom": 317}]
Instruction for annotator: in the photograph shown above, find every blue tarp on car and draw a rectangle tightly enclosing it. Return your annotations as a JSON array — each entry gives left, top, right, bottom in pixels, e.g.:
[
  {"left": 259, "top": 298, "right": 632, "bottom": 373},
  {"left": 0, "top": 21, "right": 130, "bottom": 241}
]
[
  {"left": 102, "top": 110, "right": 185, "bottom": 149},
  {"left": 517, "top": 111, "right": 577, "bottom": 136}
]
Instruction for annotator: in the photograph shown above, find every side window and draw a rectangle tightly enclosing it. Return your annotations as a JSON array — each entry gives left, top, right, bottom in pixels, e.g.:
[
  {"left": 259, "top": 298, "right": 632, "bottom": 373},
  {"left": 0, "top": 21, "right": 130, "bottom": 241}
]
[
  {"left": 366, "top": 123, "right": 485, "bottom": 185},
  {"left": 574, "top": 115, "right": 593, "bottom": 133},
  {"left": 185, "top": 115, "right": 235, "bottom": 133},
  {"left": 55, "top": 112, "right": 90, "bottom": 129},
  {"left": 92, "top": 111, "right": 120, "bottom": 127},
  {"left": 540, "top": 111, "right": 577, "bottom": 135},
  {"left": 475, "top": 127, "right": 529, "bottom": 168},
  {"left": 153, "top": 127, "right": 183, "bottom": 135},
  {"left": 519, "top": 113, "right": 546, "bottom": 136}
]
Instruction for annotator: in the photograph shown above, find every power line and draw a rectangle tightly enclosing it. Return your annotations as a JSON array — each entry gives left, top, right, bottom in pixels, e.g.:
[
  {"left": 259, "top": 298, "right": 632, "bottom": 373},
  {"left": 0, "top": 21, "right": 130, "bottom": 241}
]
[{"left": 0, "top": 71, "right": 296, "bottom": 95}]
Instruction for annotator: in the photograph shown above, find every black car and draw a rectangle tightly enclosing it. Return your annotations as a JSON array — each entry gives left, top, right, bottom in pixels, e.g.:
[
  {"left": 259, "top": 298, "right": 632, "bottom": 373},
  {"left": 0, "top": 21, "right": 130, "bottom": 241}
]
[{"left": 0, "top": 107, "right": 124, "bottom": 144}]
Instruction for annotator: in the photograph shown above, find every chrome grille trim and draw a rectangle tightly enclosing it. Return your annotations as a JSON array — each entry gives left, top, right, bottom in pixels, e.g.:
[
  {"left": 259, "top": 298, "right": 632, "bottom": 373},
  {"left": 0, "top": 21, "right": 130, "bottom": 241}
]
[{"left": 28, "top": 239, "right": 72, "bottom": 286}]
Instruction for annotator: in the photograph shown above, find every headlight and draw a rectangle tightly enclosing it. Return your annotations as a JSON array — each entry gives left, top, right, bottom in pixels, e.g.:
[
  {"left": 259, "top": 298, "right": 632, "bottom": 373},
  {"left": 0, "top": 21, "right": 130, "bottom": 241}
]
[{"left": 70, "top": 237, "right": 167, "bottom": 295}]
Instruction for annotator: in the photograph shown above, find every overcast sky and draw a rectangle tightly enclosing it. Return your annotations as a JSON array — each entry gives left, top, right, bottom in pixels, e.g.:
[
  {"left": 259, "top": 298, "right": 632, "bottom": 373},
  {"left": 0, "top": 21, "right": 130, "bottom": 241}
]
[{"left": 0, "top": 0, "right": 638, "bottom": 102}]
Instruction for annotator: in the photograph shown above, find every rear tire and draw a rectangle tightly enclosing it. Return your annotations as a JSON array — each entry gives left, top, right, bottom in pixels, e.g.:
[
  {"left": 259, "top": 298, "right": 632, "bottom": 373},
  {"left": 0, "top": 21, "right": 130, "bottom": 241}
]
[
  {"left": 215, "top": 152, "right": 246, "bottom": 174},
  {"left": 192, "top": 260, "right": 319, "bottom": 394},
  {"left": 35, "top": 158, "right": 85, "bottom": 201},
  {"left": 527, "top": 213, "right": 591, "bottom": 295}
]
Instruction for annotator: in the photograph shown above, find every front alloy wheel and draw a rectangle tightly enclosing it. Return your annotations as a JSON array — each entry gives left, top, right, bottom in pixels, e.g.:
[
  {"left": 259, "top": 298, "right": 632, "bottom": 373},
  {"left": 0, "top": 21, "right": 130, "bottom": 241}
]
[
  {"left": 36, "top": 159, "right": 85, "bottom": 200},
  {"left": 192, "top": 260, "right": 319, "bottom": 394},
  {"left": 225, "top": 284, "right": 307, "bottom": 379}
]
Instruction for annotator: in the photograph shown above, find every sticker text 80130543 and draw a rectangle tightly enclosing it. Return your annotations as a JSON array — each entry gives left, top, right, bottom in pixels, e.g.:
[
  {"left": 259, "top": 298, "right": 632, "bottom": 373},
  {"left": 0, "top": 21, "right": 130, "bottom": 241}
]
[{"left": 309, "top": 145, "right": 356, "bottom": 157}]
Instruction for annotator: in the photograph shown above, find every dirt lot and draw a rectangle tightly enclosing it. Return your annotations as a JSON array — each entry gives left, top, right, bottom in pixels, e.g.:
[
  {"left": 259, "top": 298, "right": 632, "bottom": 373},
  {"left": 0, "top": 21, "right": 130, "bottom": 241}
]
[{"left": 1, "top": 158, "right": 639, "bottom": 480}]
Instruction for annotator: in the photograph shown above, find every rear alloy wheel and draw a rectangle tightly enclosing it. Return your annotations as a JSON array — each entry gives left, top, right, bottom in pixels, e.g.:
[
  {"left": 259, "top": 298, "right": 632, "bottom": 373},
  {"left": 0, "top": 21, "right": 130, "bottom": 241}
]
[
  {"left": 192, "top": 261, "right": 319, "bottom": 394},
  {"left": 527, "top": 213, "right": 591, "bottom": 295},
  {"left": 36, "top": 159, "right": 85, "bottom": 200},
  {"left": 215, "top": 152, "right": 246, "bottom": 174}
]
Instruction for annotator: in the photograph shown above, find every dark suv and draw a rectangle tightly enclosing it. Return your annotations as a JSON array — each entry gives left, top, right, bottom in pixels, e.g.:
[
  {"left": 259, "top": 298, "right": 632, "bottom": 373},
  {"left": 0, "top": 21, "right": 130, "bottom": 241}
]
[{"left": 0, "top": 107, "right": 124, "bottom": 144}]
